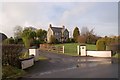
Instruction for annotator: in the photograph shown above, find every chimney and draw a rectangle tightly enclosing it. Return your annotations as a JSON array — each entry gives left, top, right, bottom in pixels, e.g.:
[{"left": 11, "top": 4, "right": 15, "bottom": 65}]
[
  {"left": 62, "top": 25, "right": 65, "bottom": 29},
  {"left": 49, "top": 24, "right": 52, "bottom": 28}
]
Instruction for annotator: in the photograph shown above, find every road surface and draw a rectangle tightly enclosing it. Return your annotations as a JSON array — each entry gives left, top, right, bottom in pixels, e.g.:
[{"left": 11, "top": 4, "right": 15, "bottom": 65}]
[{"left": 20, "top": 50, "right": 119, "bottom": 79}]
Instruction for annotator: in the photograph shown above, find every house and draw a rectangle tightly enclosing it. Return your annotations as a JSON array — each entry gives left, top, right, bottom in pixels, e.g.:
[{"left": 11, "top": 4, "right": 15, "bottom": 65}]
[{"left": 47, "top": 24, "right": 69, "bottom": 43}]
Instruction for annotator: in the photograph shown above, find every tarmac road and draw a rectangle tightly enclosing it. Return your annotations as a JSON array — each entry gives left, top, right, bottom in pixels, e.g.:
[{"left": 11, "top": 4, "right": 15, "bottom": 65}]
[{"left": 20, "top": 50, "right": 119, "bottom": 79}]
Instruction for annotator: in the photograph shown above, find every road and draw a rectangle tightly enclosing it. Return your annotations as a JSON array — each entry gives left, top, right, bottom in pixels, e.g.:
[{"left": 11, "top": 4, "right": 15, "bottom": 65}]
[{"left": 20, "top": 50, "right": 119, "bottom": 79}]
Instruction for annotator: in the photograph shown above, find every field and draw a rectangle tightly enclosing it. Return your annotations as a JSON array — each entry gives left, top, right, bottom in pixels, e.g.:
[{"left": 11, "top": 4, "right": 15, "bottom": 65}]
[{"left": 55, "top": 43, "right": 96, "bottom": 56}]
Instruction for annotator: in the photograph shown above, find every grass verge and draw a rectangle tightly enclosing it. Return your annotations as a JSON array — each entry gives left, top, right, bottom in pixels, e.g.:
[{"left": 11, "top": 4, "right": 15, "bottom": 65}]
[{"left": 2, "top": 65, "right": 26, "bottom": 79}]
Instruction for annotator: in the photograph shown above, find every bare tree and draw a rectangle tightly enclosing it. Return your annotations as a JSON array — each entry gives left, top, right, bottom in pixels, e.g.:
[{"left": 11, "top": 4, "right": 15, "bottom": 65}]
[{"left": 14, "top": 26, "right": 23, "bottom": 38}]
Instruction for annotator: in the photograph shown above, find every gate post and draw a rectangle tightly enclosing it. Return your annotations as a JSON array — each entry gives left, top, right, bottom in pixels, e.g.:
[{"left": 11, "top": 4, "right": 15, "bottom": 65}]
[
  {"left": 63, "top": 46, "right": 64, "bottom": 53},
  {"left": 80, "top": 44, "right": 87, "bottom": 56},
  {"left": 77, "top": 45, "right": 80, "bottom": 55}
]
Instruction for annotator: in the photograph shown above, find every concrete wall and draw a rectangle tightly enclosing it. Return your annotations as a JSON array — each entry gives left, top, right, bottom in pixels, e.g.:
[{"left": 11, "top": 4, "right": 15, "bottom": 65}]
[
  {"left": 29, "top": 49, "right": 40, "bottom": 61},
  {"left": 21, "top": 57, "right": 34, "bottom": 69},
  {"left": 87, "top": 51, "right": 111, "bottom": 57}
]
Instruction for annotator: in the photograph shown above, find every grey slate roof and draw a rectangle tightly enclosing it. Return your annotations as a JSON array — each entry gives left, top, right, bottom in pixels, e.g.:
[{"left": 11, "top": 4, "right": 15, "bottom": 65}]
[{"left": 50, "top": 27, "right": 63, "bottom": 33}]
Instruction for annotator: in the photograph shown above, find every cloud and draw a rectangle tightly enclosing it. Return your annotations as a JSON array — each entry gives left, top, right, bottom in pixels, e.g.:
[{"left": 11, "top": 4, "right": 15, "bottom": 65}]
[{"left": 0, "top": 2, "right": 118, "bottom": 37}]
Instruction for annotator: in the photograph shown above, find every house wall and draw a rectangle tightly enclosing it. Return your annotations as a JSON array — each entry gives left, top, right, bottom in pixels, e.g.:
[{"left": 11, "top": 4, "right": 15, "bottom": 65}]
[
  {"left": 47, "top": 28, "right": 53, "bottom": 43},
  {"left": 54, "top": 32, "right": 62, "bottom": 42},
  {"left": 63, "top": 30, "right": 69, "bottom": 41}
]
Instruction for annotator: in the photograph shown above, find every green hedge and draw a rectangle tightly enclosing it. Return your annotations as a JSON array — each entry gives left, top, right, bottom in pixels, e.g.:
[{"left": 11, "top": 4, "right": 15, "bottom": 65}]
[
  {"left": 96, "top": 39, "right": 106, "bottom": 51},
  {"left": 2, "top": 44, "right": 23, "bottom": 68}
]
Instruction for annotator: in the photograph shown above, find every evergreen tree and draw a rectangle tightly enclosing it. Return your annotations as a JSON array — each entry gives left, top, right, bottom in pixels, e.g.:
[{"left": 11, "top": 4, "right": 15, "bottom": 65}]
[{"left": 73, "top": 27, "right": 80, "bottom": 42}]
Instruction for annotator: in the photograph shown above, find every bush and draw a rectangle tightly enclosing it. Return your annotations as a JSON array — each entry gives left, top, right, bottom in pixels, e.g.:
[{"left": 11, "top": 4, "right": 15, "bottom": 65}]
[
  {"left": 107, "top": 43, "right": 120, "bottom": 56},
  {"left": 2, "top": 44, "right": 23, "bottom": 68},
  {"left": 77, "top": 36, "right": 86, "bottom": 43},
  {"left": 96, "top": 39, "right": 106, "bottom": 50},
  {"left": 3, "top": 37, "right": 15, "bottom": 44}
]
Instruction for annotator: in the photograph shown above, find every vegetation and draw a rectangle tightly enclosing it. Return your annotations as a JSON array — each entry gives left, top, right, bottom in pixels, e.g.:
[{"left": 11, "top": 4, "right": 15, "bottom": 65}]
[
  {"left": 73, "top": 27, "right": 80, "bottom": 42},
  {"left": 77, "top": 35, "right": 86, "bottom": 43},
  {"left": 39, "top": 56, "right": 48, "bottom": 60},
  {"left": 19, "top": 51, "right": 29, "bottom": 59},
  {"left": 3, "top": 37, "right": 15, "bottom": 44},
  {"left": 2, "top": 65, "right": 26, "bottom": 79},
  {"left": 36, "top": 29, "right": 47, "bottom": 43},
  {"left": 96, "top": 36, "right": 120, "bottom": 55},
  {"left": 13, "top": 26, "right": 47, "bottom": 48},
  {"left": 113, "top": 53, "right": 120, "bottom": 58},
  {"left": 96, "top": 39, "right": 106, "bottom": 51},
  {"left": 2, "top": 44, "right": 23, "bottom": 68},
  {"left": 72, "top": 26, "right": 100, "bottom": 44}
]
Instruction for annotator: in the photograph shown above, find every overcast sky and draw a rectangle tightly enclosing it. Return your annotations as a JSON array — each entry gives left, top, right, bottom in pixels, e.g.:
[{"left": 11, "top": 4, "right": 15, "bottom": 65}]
[{"left": 0, "top": 1, "right": 118, "bottom": 37}]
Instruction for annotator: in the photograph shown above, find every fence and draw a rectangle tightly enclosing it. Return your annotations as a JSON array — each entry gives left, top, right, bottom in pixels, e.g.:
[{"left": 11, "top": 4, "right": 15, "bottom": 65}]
[{"left": 40, "top": 44, "right": 64, "bottom": 53}]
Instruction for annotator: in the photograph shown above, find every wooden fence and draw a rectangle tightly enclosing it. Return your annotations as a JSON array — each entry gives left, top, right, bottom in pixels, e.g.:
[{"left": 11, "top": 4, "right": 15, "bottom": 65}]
[{"left": 40, "top": 44, "right": 64, "bottom": 53}]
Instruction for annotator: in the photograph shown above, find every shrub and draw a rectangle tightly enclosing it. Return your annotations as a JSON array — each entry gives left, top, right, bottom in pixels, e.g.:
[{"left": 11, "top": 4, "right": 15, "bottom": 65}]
[
  {"left": 107, "top": 43, "right": 120, "bottom": 56},
  {"left": 2, "top": 44, "right": 23, "bottom": 68},
  {"left": 77, "top": 35, "right": 86, "bottom": 43},
  {"left": 96, "top": 39, "right": 106, "bottom": 50}
]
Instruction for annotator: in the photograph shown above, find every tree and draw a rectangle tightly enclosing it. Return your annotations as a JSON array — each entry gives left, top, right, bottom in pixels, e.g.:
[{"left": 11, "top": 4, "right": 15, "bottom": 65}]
[
  {"left": 36, "top": 29, "right": 47, "bottom": 43},
  {"left": 13, "top": 26, "right": 23, "bottom": 38},
  {"left": 81, "top": 27, "right": 98, "bottom": 44},
  {"left": 81, "top": 27, "right": 89, "bottom": 35},
  {"left": 22, "top": 28, "right": 33, "bottom": 48},
  {"left": 73, "top": 27, "right": 80, "bottom": 42},
  {"left": 77, "top": 35, "right": 86, "bottom": 43}
]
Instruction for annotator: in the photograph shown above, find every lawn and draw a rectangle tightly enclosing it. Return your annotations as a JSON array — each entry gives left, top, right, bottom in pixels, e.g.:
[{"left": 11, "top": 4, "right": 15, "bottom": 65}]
[{"left": 55, "top": 43, "right": 96, "bottom": 56}]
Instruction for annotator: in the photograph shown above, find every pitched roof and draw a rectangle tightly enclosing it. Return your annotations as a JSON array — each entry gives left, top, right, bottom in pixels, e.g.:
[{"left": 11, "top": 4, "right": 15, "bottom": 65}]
[{"left": 50, "top": 27, "right": 63, "bottom": 33}]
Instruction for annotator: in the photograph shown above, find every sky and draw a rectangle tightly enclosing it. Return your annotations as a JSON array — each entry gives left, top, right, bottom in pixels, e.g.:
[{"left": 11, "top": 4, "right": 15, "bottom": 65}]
[{"left": 0, "top": 1, "right": 118, "bottom": 38}]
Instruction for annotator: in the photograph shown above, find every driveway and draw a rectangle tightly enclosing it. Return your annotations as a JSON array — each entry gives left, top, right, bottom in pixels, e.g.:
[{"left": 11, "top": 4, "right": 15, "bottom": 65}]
[{"left": 20, "top": 50, "right": 118, "bottom": 79}]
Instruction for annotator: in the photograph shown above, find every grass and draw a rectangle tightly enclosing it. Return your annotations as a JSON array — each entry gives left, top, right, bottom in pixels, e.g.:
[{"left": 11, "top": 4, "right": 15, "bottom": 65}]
[
  {"left": 55, "top": 43, "right": 96, "bottom": 56},
  {"left": 113, "top": 53, "right": 120, "bottom": 58},
  {"left": 39, "top": 56, "right": 48, "bottom": 60},
  {"left": 2, "top": 65, "right": 26, "bottom": 79}
]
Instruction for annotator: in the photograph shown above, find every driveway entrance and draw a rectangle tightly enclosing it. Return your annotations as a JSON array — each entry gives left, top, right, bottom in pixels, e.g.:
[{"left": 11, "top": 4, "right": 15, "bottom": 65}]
[{"left": 20, "top": 50, "right": 118, "bottom": 79}]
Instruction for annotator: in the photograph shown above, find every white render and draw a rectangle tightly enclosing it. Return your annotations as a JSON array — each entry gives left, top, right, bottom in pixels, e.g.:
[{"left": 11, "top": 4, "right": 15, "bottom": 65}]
[
  {"left": 29, "top": 49, "right": 40, "bottom": 61},
  {"left": 87, "top": 51, "right": 111, "bottom": 57},
  {"left": 80, "top": 46, "right": 87, "bottom": 56},
  {"left": 79, "top": 45, "right": 111, "bottom": 57},
  {"left": 77, "top": 45, "right": 80, "bottom": 55},
  {"left": 47, "top": 27, "right": 54, "bottom": 43},
  {"left": 21, "top": 58, "right": 34, "bottom": 69}
]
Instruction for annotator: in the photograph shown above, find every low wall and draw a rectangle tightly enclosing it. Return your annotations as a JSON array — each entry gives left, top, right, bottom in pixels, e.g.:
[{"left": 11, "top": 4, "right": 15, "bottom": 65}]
[
  {"left": 20, "top": 57, "right": 34, "bottom": 69},
  {"left": 29, "top": 49, "right": 40, "bottom": 61},
  {"left": 87, "top": 51, "right": 111, "bottom": 57}
]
